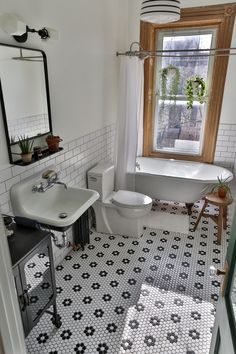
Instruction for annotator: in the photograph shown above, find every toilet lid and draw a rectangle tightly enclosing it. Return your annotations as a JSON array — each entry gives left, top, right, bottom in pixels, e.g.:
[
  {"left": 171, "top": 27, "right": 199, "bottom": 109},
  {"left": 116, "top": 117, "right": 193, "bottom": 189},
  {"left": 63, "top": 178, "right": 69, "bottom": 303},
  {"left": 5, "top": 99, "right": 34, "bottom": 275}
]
[{"left": 112, "top": 190, "right": 152, "bottom": 208}]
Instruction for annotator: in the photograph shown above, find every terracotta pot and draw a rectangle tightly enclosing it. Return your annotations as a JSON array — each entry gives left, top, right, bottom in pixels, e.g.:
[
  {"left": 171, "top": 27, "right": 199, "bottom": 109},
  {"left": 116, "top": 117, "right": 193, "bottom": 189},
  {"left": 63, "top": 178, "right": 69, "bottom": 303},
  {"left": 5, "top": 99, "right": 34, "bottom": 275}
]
[
  {"left": 46, "top": 136, "right": 62, "bottom": 153},
  {"left": 218, "top": 187, "right": 227, "bottom": 198},
  {"left": 21, "top": 152, "right": 32, "bottom": 164}
]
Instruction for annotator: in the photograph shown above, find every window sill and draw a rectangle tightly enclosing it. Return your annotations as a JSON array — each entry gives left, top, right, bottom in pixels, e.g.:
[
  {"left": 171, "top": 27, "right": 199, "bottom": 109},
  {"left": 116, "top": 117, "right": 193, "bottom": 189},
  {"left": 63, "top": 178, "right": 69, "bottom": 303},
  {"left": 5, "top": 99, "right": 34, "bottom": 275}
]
[{"left": 147, "top": 151, "right": 206, "bottom": 163}]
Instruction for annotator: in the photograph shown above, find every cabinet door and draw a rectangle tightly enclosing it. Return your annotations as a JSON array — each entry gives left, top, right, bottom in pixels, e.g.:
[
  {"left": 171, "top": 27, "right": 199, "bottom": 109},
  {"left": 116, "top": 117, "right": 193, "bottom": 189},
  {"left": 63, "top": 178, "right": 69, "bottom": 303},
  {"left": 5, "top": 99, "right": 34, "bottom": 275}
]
[
  {"left": 13, "top": 266, "right": 30, "bottom": 336},
  {"left": 19, "top": 238, "right": 56, "bottom": 331}
]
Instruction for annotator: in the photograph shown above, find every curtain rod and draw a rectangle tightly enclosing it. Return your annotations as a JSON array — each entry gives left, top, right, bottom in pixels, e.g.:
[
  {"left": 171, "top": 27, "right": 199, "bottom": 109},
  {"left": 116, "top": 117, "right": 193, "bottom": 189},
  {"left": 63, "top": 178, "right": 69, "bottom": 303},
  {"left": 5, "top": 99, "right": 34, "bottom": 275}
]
[
  {"left": 116, "top": 52, "right": 236, "bottom": 58},
  {"left": 116, "top": 42, "right": 236, "bottom": 58}
]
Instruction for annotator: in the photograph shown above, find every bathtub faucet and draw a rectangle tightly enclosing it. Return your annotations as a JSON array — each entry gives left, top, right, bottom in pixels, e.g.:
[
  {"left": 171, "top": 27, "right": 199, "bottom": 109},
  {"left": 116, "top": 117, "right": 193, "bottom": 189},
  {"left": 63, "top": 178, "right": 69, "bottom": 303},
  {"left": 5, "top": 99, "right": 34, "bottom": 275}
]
[{"left": 136, "top": 161, "right": 141, "bottom": 171}]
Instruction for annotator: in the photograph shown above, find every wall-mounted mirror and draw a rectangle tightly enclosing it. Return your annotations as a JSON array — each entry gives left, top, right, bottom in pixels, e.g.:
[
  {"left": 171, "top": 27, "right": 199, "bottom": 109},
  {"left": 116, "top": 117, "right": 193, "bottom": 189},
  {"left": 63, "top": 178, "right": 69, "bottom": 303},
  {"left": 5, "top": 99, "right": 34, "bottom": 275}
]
[{"left": 0, "top": 43, "right": 52, "bottom": 164}]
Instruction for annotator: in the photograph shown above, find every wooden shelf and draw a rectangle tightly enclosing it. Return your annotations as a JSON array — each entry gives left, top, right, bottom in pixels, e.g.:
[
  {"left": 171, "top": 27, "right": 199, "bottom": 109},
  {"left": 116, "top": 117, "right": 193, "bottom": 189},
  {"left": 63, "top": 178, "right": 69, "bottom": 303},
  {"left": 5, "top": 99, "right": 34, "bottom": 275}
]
[{"left": 13, "top": 147, "right": 63, "bottom": 166}]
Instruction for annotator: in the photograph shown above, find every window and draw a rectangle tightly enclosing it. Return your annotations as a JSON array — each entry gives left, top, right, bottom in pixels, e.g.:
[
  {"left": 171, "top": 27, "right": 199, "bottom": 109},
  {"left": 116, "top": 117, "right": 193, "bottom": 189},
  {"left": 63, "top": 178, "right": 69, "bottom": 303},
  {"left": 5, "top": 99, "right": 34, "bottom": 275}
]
[
  {"left": 141, "top": 3, "right": 236, "bottom": 162},
  {"left": 155, "top": 28, "right": 215, "bottom": 156}
]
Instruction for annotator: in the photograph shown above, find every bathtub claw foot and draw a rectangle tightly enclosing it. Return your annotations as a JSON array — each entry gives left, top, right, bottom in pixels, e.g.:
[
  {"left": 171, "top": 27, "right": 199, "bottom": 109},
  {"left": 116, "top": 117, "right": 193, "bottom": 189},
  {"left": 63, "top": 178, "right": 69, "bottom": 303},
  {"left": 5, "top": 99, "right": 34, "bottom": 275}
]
[{"left": 186, "top": 203, "right": 194, "bottom": 216}]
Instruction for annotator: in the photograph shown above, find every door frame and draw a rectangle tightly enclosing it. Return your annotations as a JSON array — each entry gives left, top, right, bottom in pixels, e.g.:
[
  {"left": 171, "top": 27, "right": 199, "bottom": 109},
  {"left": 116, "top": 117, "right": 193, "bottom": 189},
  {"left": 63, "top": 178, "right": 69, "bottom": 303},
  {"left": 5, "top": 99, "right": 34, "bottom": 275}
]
[
  {"left": 0, "top": 215, "right": 26, "bottom": 354},
  {"left": 211, "top": 298, "right": 235, "bottom": 354},
  {"left": 210, "top": 206, "right": 236, "bottom": 353}
]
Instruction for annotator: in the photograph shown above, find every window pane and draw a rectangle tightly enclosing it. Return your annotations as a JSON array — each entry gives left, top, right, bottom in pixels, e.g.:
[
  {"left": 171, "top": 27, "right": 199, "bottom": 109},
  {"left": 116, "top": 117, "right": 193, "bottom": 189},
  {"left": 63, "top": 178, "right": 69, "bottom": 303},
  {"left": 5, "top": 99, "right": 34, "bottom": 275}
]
[
  {"left": 153, "top": 30, "right": 215, "bottom": 155},
  {"left": 154, "top": 100, "right": 205, "bottom": 155},
  {"left": 160, "top": 33, "right": 213, "bottom": 96}
]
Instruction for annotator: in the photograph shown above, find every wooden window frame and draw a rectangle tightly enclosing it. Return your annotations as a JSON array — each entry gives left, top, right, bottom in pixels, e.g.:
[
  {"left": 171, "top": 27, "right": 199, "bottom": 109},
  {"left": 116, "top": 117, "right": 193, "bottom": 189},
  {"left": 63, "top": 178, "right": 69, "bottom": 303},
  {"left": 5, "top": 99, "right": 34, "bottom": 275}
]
[{"left": 141, "top": 3, "right": 236, "bottom": 163}]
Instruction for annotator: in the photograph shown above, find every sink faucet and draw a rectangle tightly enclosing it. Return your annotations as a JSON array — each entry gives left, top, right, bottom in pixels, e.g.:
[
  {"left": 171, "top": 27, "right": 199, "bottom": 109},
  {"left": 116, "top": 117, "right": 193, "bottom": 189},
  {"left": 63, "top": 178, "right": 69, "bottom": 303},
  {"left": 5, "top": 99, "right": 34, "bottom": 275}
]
[
  {"left": 52, "top": 181, "right": 67, "bottom": 189},
  {"left": 32, "top": 170, "right": 67, "bottom": 193}
]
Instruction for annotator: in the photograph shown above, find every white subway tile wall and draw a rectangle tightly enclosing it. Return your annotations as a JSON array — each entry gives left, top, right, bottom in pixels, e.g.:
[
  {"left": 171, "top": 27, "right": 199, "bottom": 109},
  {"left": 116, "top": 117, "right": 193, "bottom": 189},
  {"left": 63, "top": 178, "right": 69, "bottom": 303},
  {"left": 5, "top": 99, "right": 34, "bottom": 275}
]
[
  {"left": 0, "top": 123, "right": 116, "bottom": 265},
  {"left": 1, "top": 121, "right": 236, "bottom": 264},
  {"left": 214, "top": 123, "right": 236, "bottom": 171}
]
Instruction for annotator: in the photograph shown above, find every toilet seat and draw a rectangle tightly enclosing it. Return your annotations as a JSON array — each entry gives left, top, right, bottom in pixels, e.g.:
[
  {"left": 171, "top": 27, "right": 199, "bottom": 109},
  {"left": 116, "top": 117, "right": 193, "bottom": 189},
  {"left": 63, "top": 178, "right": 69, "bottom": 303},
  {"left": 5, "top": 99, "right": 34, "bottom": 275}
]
[{"left": 112, "top": 190, "right": 152, "bottom": 209}]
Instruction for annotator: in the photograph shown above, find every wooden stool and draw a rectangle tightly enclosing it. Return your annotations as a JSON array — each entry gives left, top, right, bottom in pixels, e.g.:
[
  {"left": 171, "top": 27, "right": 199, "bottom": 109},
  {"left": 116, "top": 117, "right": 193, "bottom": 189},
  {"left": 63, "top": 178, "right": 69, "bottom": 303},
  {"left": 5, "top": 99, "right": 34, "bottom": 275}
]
[{"left": 193, "top": 193, "right": 232, "bottom": 245}]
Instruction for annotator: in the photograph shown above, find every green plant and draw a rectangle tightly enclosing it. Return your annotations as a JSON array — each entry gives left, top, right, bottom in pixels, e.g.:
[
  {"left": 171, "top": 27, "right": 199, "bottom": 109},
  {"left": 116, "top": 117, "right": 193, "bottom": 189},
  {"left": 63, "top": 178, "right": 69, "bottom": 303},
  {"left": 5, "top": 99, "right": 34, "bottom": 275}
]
[
  {"left": 17, "top": 135, "right": 34, "bottom": 154},
  {"left": 211, "top": 175, "right": 232, "bottom": 196},
  {"left": 160, "top": 65, "right": 180, "bottom": 101},
  {"left": 185, "top": 76, "right": 206, "bottom": 109}
]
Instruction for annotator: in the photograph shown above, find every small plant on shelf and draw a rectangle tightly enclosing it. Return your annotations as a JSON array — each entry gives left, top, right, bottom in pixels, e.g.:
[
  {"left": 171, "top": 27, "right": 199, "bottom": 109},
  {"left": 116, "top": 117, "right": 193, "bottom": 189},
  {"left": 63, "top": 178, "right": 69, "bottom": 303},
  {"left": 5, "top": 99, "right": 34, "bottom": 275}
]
[
  {"left": 46, "top": 134, "right": 63, "bottom": 153},
  {"left": 185, "top": 75, "right": 206, "bottom": 109},
  {"left": 212, "top": 175, "right": 232, "bottom": 198},
  {"left": 17, "top": 135, "right": 34, "bottom": 164}
]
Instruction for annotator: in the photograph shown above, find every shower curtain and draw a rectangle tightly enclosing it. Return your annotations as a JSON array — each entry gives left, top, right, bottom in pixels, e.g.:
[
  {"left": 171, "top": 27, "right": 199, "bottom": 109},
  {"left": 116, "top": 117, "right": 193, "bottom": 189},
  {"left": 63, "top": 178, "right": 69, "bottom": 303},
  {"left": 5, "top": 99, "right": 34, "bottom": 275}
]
[{"left": 115, "top": 56, "right": 144, "bottom": 191}]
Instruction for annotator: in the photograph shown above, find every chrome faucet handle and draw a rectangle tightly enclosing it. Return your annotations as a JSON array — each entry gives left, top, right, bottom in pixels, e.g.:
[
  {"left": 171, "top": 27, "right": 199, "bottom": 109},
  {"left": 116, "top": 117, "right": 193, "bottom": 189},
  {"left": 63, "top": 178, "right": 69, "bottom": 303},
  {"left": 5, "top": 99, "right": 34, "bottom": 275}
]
[
  {"left": 32, "top": 184, "right": 38, "bottom": 193},
  {"left": 32, "top": 182, "right": 44, "bottom": 193}
]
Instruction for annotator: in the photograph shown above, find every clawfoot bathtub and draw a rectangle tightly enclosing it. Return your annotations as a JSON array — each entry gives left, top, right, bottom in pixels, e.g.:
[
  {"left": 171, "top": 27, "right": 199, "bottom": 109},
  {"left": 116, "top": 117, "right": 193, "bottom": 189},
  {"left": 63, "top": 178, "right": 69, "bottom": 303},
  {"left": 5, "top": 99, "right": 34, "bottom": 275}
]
[{"left": 135, "top": 157, "right": 233, "bottom": 215}]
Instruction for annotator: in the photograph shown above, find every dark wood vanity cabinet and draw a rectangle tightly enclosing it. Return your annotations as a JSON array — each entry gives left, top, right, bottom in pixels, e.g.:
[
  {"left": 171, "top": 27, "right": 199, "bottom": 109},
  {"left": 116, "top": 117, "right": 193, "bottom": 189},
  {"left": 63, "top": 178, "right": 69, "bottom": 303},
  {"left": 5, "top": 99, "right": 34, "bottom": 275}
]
[{"left": 8, "top": 225, "right": 61, "bottom": 337}]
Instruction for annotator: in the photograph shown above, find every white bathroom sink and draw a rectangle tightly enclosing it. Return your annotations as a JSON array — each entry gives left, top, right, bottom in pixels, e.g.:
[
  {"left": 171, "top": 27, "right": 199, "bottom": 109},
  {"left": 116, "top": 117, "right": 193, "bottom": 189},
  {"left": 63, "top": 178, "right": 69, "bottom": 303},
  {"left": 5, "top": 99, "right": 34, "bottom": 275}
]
[{"left": 10, "top": 169, "right": 99, "bottom": 228}]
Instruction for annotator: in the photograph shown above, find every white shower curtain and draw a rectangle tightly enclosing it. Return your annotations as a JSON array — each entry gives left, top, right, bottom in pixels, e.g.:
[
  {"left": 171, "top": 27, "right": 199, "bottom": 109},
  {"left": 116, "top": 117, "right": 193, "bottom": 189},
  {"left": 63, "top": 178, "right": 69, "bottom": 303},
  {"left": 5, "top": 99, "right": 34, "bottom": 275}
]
[{"left": 115, "top": 56, "right": 144, "bottom": 191}]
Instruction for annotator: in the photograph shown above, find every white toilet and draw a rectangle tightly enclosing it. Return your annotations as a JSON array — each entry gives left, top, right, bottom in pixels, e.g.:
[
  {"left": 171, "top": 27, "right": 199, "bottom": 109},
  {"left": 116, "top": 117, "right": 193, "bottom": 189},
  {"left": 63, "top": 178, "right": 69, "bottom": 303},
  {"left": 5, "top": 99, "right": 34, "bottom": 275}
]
[{"left": 87, "top": 162, "right": 152, "bottom": 238}]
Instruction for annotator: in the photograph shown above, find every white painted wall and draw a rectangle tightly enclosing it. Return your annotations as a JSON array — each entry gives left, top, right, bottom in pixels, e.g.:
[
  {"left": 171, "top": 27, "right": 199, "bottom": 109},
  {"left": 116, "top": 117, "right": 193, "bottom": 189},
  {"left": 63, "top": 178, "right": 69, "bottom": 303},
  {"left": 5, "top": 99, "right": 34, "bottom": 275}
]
[
  {"left": 0, "top": 0, "right": 128, "bottom": 166},
  {"left": 128, "top": 0, "right": 236, "bottom": 125}
]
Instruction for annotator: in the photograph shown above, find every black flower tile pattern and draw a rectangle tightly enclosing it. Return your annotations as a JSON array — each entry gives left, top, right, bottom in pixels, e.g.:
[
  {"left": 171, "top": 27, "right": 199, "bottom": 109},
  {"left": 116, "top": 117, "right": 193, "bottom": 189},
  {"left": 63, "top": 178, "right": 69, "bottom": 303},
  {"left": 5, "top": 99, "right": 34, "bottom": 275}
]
[{"left": 25, "top": 199, "right": 230, "bottom": 354}]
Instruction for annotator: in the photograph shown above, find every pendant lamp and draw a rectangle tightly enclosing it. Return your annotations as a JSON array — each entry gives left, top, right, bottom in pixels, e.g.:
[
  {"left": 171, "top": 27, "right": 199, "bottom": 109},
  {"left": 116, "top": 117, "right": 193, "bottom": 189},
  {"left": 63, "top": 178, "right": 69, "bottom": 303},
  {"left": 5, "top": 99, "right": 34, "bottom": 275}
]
[{"left": 141, "top": 0, "right": 181, "bottom": 24}]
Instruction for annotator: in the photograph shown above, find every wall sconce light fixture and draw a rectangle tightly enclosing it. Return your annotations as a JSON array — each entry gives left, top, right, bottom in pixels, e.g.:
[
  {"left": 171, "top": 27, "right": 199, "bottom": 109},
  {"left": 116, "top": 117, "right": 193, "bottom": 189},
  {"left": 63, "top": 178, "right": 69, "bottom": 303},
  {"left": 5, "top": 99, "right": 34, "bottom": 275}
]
[
  {"left": 0, "top": 13, "right": 50, "bottom": 42},
  {"left": 14, "top": 26, "right": 49, "bottom": 42}
]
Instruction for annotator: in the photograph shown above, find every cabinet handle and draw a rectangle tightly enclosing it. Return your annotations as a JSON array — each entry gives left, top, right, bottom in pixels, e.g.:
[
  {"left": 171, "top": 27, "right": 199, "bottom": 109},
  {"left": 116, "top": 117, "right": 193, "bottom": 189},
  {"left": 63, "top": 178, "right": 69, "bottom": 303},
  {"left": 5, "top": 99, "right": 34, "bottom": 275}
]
[
  {"left": 25, "top": 290, "right": 30, "bottom": 306},
  {"left": 19, "top": 293, "right": 27, "bottom": 311},
  {"left": 19, "top": 290, "right": 30, "bottom": 311}
]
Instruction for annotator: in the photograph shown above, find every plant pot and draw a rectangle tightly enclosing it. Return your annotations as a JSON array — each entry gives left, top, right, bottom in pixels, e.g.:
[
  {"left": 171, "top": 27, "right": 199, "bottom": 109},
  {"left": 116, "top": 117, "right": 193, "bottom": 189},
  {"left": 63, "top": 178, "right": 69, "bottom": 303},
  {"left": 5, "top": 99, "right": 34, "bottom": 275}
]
[
  {"left": 46, "top": 136, "right": 62, "bottom": 153},
  {"left": 218, "top": 187, "right": 227, "bottom": 198},
  {"left": 21, "top": 152, "right": 32, "bottom": 164}
]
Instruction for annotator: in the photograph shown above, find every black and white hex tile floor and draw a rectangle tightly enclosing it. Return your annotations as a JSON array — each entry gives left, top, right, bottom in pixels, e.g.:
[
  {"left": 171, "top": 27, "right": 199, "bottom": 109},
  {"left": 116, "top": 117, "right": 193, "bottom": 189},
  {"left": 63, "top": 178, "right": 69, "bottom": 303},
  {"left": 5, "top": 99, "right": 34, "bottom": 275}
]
[{"left": 25, "top": 200, "right": 230, "bottom": 354}]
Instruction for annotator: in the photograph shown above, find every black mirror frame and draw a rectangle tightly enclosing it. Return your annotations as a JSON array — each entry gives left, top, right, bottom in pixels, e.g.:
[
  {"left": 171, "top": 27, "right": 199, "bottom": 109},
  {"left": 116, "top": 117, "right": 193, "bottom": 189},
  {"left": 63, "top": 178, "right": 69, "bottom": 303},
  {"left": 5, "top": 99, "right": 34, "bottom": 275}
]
[{"left": 0, "top": 42, "right": 53, "bottom": 164}]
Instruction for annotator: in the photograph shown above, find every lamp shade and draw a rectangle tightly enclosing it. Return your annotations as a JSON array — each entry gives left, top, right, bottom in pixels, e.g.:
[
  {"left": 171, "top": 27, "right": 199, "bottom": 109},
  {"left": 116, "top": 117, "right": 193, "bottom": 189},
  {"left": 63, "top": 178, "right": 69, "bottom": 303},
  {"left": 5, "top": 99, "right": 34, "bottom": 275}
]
[
  {"left": 0, "top": 14, "right": 26, "bottom": 35},
  {"left": 140, "top": 0, "right": 181, "bottom": 24}
]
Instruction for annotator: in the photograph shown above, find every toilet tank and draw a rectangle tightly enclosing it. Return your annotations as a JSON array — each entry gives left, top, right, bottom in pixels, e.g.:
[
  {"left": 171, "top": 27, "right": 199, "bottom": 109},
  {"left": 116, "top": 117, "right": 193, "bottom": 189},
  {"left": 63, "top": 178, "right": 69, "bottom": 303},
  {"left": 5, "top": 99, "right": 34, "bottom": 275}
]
[{"left": 87, "top": 162, "right": 114, "bottom": 202}]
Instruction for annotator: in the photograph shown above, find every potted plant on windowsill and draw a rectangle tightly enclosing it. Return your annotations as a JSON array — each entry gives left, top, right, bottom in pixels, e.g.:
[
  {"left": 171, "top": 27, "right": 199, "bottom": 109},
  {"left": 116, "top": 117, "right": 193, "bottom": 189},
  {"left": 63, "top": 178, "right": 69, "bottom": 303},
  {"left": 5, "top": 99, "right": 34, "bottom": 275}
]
[
  {"left": 185, "top": 76, "right": 206, "bottom": 109},
  {"left": 18, "top": 135, "right": 34, "bottom": 164},
  {"left": 212, "top": 176, "right": 232, "bottom": 198},
  {"left": 46, "top": 134, "right": 63, "bottom": 153}
]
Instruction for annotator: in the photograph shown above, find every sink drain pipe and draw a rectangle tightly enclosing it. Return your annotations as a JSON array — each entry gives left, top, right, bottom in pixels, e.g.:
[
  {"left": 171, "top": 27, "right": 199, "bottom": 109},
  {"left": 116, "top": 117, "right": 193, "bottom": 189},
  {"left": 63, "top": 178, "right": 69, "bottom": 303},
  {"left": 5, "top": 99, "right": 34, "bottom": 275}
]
[{"left": 50, "top": 231, "right": 69, "bottom": 249}]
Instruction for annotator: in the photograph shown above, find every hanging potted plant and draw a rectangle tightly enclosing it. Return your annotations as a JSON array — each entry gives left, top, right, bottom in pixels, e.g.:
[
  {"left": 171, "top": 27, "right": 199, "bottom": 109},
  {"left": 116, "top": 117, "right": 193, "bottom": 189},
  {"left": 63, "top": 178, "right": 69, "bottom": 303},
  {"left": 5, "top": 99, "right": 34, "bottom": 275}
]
[
  {"left": 185, "top": 75, "right": 206, "bottom": 109},
  {"left": 17, "top": 135, "right": 34, "bottom": 164},
  {"left": 160, "top": 64, "right": 180, "bottom": 101},
  {"left": 212, "top": 176, "right": 232, "bottom": 198},
  {"left": 46, "top": 134, "right": 63, "bottom": 153}
]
